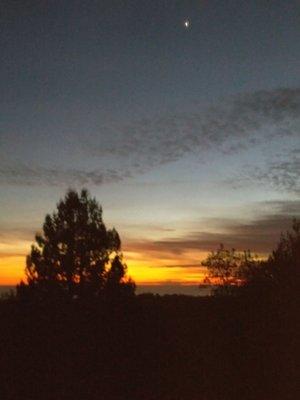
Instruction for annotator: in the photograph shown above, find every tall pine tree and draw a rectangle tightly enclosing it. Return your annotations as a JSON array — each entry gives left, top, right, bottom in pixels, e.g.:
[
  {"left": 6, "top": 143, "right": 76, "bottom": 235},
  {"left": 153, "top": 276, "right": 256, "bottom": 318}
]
[{"left": 18, "top": 189, "right": 135, "bottom": 299}]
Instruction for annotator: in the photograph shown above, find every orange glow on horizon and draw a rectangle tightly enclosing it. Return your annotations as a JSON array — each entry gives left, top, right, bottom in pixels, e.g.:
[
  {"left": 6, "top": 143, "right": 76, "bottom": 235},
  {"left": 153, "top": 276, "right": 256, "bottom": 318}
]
[
  {"left": 0, "top": 255, "right": 26, "bottom": 285},
  {"left": 0, "top": 240, "right": 30, "bottom": 285},
  {"left": 124, "top": 249, "right": 209, "bottom": 285},
  {"left": 0, "top": 249, "right": 209, "bottom": 286}
]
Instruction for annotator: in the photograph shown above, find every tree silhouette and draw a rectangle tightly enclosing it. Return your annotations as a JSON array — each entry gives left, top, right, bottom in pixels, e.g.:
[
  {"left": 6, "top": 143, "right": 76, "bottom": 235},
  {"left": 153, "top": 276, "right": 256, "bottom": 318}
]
[
  {"left": 18, "top": 189, "right": 135, "bottom": 299},
  {"left": 202, "top": 219, "right": 300, "bottom": 296},
  {"left": 105, "top": 254, "right": 136, "bottom": 299},
  {"left": 247, "top": 219, "right": 300, "bottom": 296},
  {"left": 201, "top": 244, "right": 258, "bottom": 295}
]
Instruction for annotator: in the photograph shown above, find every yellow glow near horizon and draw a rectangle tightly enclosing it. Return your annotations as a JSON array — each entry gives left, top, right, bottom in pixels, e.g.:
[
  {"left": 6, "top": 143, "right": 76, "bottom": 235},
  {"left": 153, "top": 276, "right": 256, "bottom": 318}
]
[
  {"left": 0, "top": 255, "right": 26, "bottom": 285},
  {"left": 0, "top": 253, "right": 209, "bottom": 287},
  {"left": 0, "top": 257, "right": 208, "bottom": 286},
  {"left": 0, "top": 238, "right": 210, "bottom": 286},
  {"left": 124, "top": 249, "right": 209, "bottom": 285},
  {"left": 0, "top": 240, "right": 29, "bottom": 284}
]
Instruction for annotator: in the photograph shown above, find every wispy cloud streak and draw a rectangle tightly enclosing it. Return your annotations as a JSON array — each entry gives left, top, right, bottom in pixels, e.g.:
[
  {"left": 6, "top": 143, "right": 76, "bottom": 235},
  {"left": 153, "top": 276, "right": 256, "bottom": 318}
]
[
  {"left": 1, "top": 88, "right": 299, "bottom": 188},
  {"left": 95, "top": 87, "right": 300, "bottom": 169},
  {"left": 0, "top": 165, "right": 131, "bottom": 187},
  {"left": 124, "top": 200, "right": 300, "bottom": 260}
]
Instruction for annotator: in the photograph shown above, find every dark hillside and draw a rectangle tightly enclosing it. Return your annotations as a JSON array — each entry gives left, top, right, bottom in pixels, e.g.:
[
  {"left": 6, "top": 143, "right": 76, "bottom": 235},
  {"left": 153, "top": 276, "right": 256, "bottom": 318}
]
[{"left": 0, "top": 294, "right": 297, "bottom": 400}]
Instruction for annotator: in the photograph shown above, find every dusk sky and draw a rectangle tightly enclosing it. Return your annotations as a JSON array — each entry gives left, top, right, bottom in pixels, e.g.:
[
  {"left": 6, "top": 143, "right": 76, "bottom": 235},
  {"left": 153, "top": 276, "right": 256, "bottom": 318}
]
[{"left": 0, "top": 0, "right": 299, "bottom": 286}]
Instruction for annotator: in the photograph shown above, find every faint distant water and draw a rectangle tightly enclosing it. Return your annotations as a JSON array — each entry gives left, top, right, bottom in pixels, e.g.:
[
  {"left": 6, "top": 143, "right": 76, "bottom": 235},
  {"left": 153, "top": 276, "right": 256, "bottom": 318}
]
[
  {"left": 0, "top": 286, "right": 15, "bottom": 295},
  {"left": 0, "top": 285, "right": 211, "bottom": 297},
  {"left": 136, "top": 285, "right": 212, "bottom": 296}
]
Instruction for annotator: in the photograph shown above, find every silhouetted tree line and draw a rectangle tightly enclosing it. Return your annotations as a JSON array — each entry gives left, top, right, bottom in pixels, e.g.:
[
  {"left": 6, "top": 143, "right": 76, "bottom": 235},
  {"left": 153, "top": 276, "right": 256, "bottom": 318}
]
[{"left": 0, "top": 189, "right": 298, "bottom": 400}]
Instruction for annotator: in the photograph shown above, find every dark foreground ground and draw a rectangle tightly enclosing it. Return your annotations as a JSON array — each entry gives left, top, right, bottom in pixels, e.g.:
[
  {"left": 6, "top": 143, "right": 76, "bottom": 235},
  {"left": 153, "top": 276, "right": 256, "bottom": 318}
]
[{"left": 0, "top": 293, "right": 298, "bottom": 400}]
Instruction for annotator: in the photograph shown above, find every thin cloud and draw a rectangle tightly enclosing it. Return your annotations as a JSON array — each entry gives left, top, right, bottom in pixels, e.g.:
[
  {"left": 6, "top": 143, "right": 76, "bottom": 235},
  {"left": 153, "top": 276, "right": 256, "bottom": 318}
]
[
  {"left": 149, "top": 263, "right": 205, "bottom": 269},
  {"left": 124, "top": 200, "right": 300, "bottom": 260},
  {"left": 0, "top": 252, "right": 26, "bottom": 258},
  {"left": 0, "top": 227, "right": 36, "bottom": 243},
  {"left": 91, "top": 87, "right": 300, "bottom": 169},
  {"left": 253, "top": 155, "right": 300, "bottom": 194},
  {"left": 0, "top": 88, "right": 299, "bottom": 187},
  {"left": 0, "top": 165, "right": 131, "bottom": 187},
  {"left": 226, "top": 148, "right": 300, "bottom": 194}
]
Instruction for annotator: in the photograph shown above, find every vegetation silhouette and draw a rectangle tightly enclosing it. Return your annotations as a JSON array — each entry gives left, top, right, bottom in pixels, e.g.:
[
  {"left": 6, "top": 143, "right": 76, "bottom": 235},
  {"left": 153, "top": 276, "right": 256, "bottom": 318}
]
[
  {"left": 201, "top": 245, "right": 258, "bottom": 295},
  {"left": 202, "top": 219, "right": 300, "bottom": 299},
  {"left": 0, "top": 192, "right": 298, "bottom": 400},
  {"left": 17, "top": 189, "right": 135, "bottom": 301}
]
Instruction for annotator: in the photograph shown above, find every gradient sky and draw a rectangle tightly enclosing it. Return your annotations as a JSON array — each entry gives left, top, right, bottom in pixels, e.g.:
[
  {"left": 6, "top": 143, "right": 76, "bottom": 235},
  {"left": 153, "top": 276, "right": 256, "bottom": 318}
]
[{"left": 0, "top": 0, "right": 299, "bottom": 286}]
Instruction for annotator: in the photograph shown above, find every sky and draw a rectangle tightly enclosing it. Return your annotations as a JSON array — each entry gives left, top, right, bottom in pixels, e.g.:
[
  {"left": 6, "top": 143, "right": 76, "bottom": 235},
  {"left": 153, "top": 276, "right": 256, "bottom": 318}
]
[{"left": 0, "top": 0, "right": 299, "bottom": 287}]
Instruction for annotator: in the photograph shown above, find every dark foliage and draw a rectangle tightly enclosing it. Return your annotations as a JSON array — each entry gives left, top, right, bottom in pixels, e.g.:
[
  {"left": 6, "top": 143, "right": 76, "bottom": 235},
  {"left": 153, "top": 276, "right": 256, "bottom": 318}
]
[
  {"left": 255, "top": 219, "right": 300, "bottom": 294},
  {"left": 201, "top": 245, "right": 259, "bottom": 295},
  {"left": 0, "top": 293, "right": 298, "bottom": 400},
  {"left": 17, "top": 189, "right": 135, "bottom": 300},
  {"left": 202, "top": 219, "right": 300, "bottom": 300}
]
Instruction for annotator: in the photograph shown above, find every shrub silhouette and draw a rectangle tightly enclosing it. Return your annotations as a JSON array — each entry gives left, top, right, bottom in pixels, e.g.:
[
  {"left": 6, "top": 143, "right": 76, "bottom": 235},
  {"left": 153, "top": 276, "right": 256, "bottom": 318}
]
[{"left": 17, "top": 189, "right": 135, "bottom": 300}]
